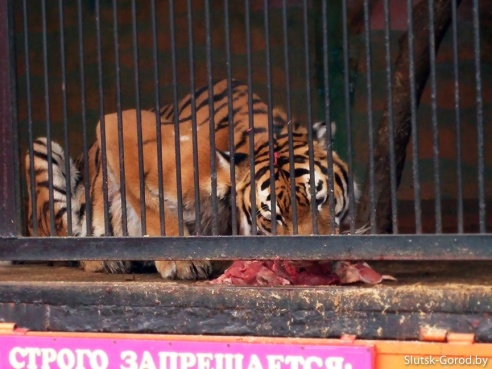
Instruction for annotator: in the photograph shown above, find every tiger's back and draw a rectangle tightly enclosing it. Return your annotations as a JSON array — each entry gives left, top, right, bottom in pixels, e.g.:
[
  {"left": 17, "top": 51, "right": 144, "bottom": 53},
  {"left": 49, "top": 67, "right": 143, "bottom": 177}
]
[{"left": 26, "top": 79, "right": 356, "bottom": 279}]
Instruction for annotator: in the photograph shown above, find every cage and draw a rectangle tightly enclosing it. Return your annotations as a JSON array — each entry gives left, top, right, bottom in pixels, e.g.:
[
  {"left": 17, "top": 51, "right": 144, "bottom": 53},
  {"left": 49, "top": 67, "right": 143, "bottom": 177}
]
[{"left": 0, "top": 0, "right": 491, "bottom": 354}]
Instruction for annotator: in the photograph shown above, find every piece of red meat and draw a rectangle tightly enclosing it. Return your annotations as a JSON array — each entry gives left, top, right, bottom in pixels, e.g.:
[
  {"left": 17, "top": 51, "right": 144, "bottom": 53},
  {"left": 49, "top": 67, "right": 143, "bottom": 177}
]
[
  {"left": 210, "top": 261, "right": 291, "bottom": 286},
  {"left": 256, "top": 265, "right": 291, "bottom": 286},
  {"left": 332, "top": 261, "right": 397, "bottom": 284},
  {"left": 210, "top": 260, "right": 396, "bottom": 286},
  {"left": 294, "top": 270, "right": 340, "bottom": 285}
]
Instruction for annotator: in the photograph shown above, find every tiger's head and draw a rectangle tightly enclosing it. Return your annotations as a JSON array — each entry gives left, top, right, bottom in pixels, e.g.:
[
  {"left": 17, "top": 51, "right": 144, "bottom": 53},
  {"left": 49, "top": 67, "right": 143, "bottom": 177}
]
[{"left": 233, "top": 120, "right": 357, "bottom": 236}]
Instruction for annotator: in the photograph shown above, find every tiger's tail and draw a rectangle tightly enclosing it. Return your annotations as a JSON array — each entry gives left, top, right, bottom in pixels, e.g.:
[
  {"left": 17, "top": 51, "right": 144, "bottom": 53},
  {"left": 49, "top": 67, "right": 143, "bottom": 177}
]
[{"left": 25, "top": 138, "right": 83, "bottom": 237}]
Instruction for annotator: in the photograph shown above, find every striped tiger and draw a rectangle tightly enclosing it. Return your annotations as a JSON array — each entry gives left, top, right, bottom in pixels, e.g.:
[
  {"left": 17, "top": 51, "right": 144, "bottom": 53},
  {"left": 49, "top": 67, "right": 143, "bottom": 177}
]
[
  {"left": 25, "top": 79, "right": 356, "bottom": 280},
  {"left": 235, "top": 119, "right": 354, "bottom": 236}
]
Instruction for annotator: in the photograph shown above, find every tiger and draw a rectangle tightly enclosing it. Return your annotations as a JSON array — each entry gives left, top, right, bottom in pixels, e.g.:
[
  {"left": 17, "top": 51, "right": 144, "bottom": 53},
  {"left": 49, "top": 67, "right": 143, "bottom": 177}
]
[{"left": 25, "top": 79, "right": 356, "bottom": 280}]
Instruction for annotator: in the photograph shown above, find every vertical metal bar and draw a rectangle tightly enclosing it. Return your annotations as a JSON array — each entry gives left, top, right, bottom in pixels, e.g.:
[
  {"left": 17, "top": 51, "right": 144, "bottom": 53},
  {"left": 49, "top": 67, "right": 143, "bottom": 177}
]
[
  {"left": 23, "top": 0, "right": 37, "bottom": 236},
  {"left": 0, "top": 0, "right": 17, "bottom": 237},
  {"left": 58, "top": 0, "right": 73, "bottom": 236},
  {"left": 77, "top": 0, "right": 91, "bottom": 236},
  {"left": 263, "top": 0, "right": 277, "bottom": 235},
  {"left": 187, "top": 0, "right": 201, "bottom": 234},
  {"left": 282, "top": 0, "right": 297, "bottom": 234},
  {"left": 150, "top": 0, "right": 166, "bottom": 235},
  {"left": 131, "top": 0, "right": 146, "bottom": 236},
  {"left": 472, "top": 0, "right": 485, "bottom": 233},
  {"left": 451, "top": 0, "right": 462, "bottom": 233},
  {"left": 321, "top": 1, "right": 335, "bottom": 234},
  {"left": 187, "top": 0, "right": 201, "bottom": 235},
  {"left": 224, "top": 0, "right": 237, "bottom": 235},
  {"left": 382, "top": 0, "right": 398, "bottom": 233},
  {"left": 428, "top": 0, "right": 441, "bottom": 233},
  {"left": 41, "top": 0, "right": 56, "bottom": 236},
  {"left": 112, "top": 0, "right": 128, "bottom": 236},
  {"left": 407, "top": 0, "right": 421, "bottom": 234},
  {"left": 205, "top": 0, "right": 218, "bottom": 235},
  {"left": 169, "top": 0, "right": 184, "bottom": 236},
  {"left": 9, "top": 0, "right": 21, "bottom": 237},
  {"left": 245, "top": 0, "right": 257, "bottom": 235},
  {"left": 95, "top": 0, "right": 111, "bottom": 236},
  {"left": 363, "top": 0, "right": 376, "bottom": 234},
  {"left": 302, "top": 0, "right": 318, "bottom": 234},
  {"left": 341, "top": 0, "right": 356, "bottom": 234}
]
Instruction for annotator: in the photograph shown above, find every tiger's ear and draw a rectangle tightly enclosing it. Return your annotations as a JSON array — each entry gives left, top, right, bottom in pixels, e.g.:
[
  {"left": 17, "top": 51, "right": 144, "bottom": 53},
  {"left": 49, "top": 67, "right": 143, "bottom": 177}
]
[
  {"left": 216, "top": 150, "right": 248, "bottom": 171},
  {"left": 313, "top": 121, "right": 337, "bottom": 149}
]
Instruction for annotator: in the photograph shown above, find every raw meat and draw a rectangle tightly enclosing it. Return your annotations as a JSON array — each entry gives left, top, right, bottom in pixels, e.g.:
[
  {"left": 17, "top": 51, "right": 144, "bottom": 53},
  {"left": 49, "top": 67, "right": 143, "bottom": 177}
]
[{"left": 210, "top": 260, "right": 395, "bottom": 286}]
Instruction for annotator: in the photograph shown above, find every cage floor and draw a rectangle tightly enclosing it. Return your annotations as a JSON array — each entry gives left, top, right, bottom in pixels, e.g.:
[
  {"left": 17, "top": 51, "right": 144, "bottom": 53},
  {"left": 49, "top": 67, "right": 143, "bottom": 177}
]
[
  {"left": 1, "top": 261, "right": 491, "bottom": 286},
  {"left": 0, "top": 262, "right": 491, "bottom": 341}
]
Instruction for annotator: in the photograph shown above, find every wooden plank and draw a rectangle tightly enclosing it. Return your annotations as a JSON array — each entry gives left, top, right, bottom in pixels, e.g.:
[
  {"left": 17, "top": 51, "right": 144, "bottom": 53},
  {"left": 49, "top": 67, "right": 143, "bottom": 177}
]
[{"left": 0, "top": 262, "right": 491, "bottom": 341}]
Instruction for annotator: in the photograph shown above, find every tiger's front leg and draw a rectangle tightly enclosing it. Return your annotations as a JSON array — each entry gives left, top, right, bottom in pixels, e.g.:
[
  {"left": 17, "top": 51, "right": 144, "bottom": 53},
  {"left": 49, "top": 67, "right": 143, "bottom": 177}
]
[
  {"left": 79, "top": 170, "right": 132, "bottom": 274},
  {"left": 81, "top": 260, "right": 131, "bottom": 274},
  {"left": 155, "top": 260, "right": 213, "bottom": 280},
  {"left": 147, "top": 208, "right": 213, "bottom": 280}
]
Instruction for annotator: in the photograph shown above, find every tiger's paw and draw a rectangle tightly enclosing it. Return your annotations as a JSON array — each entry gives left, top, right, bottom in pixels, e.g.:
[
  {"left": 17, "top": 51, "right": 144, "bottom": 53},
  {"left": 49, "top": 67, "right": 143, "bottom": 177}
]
[
  {"left": 80, "top": 261, "right": 105, "bottom": 273},
  {"left": 81, "top": 260, "right": 131, "bottom": 274},
  {"left": 155, "top": 260, "right": 213, "bottom": 280}
]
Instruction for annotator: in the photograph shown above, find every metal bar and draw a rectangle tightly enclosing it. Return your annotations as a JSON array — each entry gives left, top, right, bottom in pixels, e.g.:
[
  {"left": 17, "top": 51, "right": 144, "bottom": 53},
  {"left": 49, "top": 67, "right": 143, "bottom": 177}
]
[
  {"left": 41, "top": 0, "right": 56, "bottom": 236},
  {"left": 407, "top": 0, "right": 422, "bottom": 234},
  {"left": 150, "top": 0, "right": 166, "bottom": 235},
  {"left": 428, "top": 0, "right": 441, "bottom": 234},
  {"left": 131, "top": 0, "right": 147, "bottom": 236},
  {"left": 112, "top": 0, "right": 128, "bottom": 236},
  {"left": 321, "top": 1, "right": 336, "bottom": 235},
  {"left": 472, "top": 0, "right": 485, "bottom": 233},
  {"left": 363, "top": 0, "right": 376, "bottom": 234},
  {"left": 264, "top": 0, "right": 277, "bottom": 235},
  {"left": 77, "top": 0, "right": 92, "bottom": 235},
  {"left": 77, "top": 0, "right": 91, "bottom": 236},
  {"left": 245, "top": 0, "right": 257, "bottom": 235},
  {"left": 383, "top": 0, "right": 398, "bottom": 233},
  {"left": 281, "top": 0, "right": 298, "bottom": 234},
  {"left": 224, "top": 0, "right": 237, "bottom": 235},
  {"left": 10, "top": 0, "right": 20, "bottom": 236},
  {"left": 169, "top": 0, "right": 184, "bottom": 236},
  {"left": 302, "top": 0, "right": 318, "bottom": 234},
  {"left": 451, "top": 0, "right": 463, "bottom": 233},
  {"left": 0, "top": 0, "right": 17, "bottom": 237},
  {"left": 2, "top": 235, "right": 492, "bottom": 261},
  {"left": 58, "top": 0, "right": 73, "bottom": 236},
  {"left": 205, "top": 0, "right": 218, "bottom": 235},
  {"left": 95, "top": 0, "right": 111, "bottom": 236},
  {"left": 23, "top": 0, "right": 37, "bottom": 236},
  {"left": 341, "top": 0, "right": 356, "bottom": 234},
  {"left": 187, "top": 0, "right": 201, "bottom": 234}
]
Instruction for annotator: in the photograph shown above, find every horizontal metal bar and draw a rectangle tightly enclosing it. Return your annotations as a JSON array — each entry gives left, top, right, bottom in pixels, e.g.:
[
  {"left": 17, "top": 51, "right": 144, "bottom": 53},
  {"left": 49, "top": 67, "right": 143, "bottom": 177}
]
[{"left": 0, "top": 235, "right": 491, "bottom": 261}]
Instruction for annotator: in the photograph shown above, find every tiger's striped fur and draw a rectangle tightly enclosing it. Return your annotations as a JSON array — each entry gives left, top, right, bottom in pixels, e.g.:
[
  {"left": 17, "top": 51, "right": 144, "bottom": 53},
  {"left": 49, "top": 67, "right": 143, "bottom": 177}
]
[
  {"left": 25, "top": 79, "right": 356, "bottom": 279},
  {"left": 26, "top": 138, "right": 85, "bottom": 237},
  {"left": 236, "top": 118, "right": 355, "bottom": 236}
]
